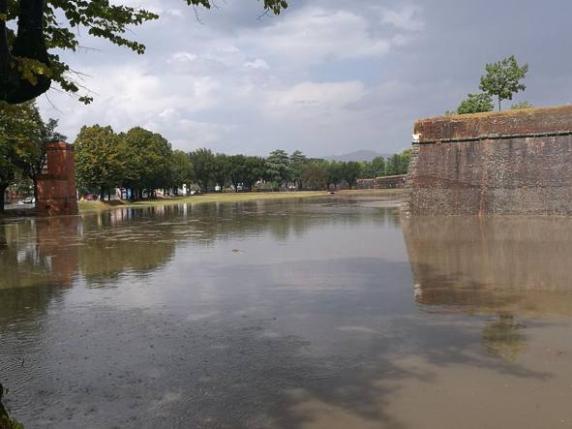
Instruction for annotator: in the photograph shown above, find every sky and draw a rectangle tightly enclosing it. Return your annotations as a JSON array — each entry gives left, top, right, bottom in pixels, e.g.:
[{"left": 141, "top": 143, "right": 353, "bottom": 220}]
[{"left": 38, "top": 0, "right": 572, "bottom": 158}]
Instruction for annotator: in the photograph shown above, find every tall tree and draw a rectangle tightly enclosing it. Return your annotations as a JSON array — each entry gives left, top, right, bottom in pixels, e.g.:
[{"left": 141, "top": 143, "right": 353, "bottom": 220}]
[
  {"left": 242, "top": 156, "right": 267, "bottom": 191},
  {"left": 456, "top": 93, "right": 494, "bottom": 115},
  {"left": 120, "top": 127, "right": 173, "bottom": 198},
  {"left": 0, "top": 101, "right": 53, "bottom": 209},
  {"left": 10, "top": 114, "right": 64, "bottom": 202},
  {"left": 326, "top": 161, "right": 344, "bottom": 189},
  {"left": 301, "top": 161, "right": 328, "bottom": 190},
  {"left": 362, "top": 156, "right": 386, "bottom": 178},
  {"left": 385, "top": 150, "right": 411, "bottom": 176},
  {"left": 340, "top": 161, "right": 362, "bottom": 189},
  {"left": 189, "top": 148, "right": 216, "bottom": 193},
  {"left": 74, "top": 125, "right": 124, "bottom": 199},
  {"left": 480, "top": 56, "right": 528, "bottom": 111},
  {"left": 0, "top": 0, "right": 289, "bottom": 104},
  {"left": 0, "top": 141, "right": 15, "bottom": 213},
  {"left": 266, "top": 149, "right": 290, "bottom": 190},
  {"left": 226, "top": 154, "right": 247, "bottom": 192},
  {"left": 289, "top": 150, "right": 307, "bottom": 190},
  {"left": 212, "top": 153, "right": 229, "bottom": 191},
  {"left": 170, "top": 150, "right": 194, "bottom": 194}
]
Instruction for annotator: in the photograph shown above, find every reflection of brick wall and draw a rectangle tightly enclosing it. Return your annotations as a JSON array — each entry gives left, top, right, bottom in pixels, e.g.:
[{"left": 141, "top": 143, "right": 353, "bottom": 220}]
[
  {"left": 403, "top": 216, "right": 572, "bottom": 316},
  {"left": 408, "top": 106, "right": 572, "bottom": 215},
  {"left": 36, "top": 217, "right": 80, "bottom": 287},
  {"left": 37, "top": 141, "right": 78, "bottom": 216}
]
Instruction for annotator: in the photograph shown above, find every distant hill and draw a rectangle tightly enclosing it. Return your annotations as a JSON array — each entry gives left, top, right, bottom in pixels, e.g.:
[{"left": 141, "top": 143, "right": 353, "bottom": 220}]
[{"left": 326, "top": 150, "right": 391, "bottom": 162}]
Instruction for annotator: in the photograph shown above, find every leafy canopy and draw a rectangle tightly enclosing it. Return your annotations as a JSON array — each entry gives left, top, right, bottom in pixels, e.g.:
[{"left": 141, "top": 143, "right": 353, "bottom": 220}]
[
  {"left": 1, "top": 0, "right": 288, "bottom": 104},
  {"left": 456, "top": 93, "right": 494, "bottom": 115},
  {"left": 479, "top": 55, "right": 528, "bottom": 111}
]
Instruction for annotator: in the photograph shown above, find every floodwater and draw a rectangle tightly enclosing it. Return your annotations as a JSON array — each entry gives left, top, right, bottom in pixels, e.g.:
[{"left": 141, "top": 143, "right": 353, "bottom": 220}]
[{"left": 1, "top": 194, "right": 572, "bottom": 429}]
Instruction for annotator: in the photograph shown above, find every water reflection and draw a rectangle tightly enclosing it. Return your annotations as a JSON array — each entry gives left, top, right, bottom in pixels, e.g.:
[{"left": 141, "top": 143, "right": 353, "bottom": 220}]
[
  {"left": 0, "top": 199, "right": 398, "bottom": 291},
  {"left": 3, "top": 200, "right": 572, "bottom": 428},
  {"left": 403, "top": 216, "right": 572, "bottom": 316},
  {"left": 403, "top": 215, "right": 572, "bottom": 362}
]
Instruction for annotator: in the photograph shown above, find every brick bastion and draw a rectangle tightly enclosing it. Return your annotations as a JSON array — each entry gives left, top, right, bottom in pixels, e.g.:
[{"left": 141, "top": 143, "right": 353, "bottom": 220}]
[
  {"left": 407, "top": 105, "right": 572, "bottom": 215},
  {"left": 36, "top": 141, "right": 78, "bottom": 216}
]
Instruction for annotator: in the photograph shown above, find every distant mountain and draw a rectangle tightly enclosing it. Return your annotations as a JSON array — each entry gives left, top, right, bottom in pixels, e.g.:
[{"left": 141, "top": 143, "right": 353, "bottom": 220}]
[{"left": 326, "top": 150, "right": 391, "bottom": 162}]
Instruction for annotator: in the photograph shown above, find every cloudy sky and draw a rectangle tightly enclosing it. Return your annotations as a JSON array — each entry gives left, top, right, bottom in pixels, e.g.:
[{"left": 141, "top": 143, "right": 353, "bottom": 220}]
[{"left": 38, "top": 0, "right": 572, "bottom": 157}]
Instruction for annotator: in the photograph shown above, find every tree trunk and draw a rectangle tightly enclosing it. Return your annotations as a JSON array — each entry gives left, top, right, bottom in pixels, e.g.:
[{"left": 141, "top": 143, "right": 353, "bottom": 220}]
[
  {"left": 0, "top": 0, "right": 10, "bottom": 80},
  {"left": 32, "top": 177, "right": 38, "bottom": 207},
  {"left": 0, "top": 184, "right": 6, "bottom": 213},
  {"left": 498, "top": 98, "right": 502, "bottom": 112}
]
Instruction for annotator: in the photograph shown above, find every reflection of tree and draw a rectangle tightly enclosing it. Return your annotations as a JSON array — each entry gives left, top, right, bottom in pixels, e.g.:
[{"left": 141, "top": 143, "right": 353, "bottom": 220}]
[
  {"left": 0, "top": 223, "right": 52, "bottom": 290},
  {"left": 182, "top": 199, "right": 397, "bottom": 244},
  {"left": 1, "top": 198, "right": 396, "bottom": 289},
  {"left": 482, "top": 314, "right": 526, "bottom": 362},
  {"left": 79, "top": 240, "right": 175, "bottom": 284},
  {"left": 0, "top": 383, "right": 23, "bottom": 429}
]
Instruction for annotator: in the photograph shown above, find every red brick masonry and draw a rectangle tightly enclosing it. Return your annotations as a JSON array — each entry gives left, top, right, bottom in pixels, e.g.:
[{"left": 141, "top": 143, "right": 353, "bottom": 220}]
[
  {"left": 36, "top": 141, "right": 79, "bottom": 216},
  {"left": 408, "top": 105, "right": 572, "bottom": 215},
  {"left": 357, "top": 175, "right": 407, "bottom": 190}
]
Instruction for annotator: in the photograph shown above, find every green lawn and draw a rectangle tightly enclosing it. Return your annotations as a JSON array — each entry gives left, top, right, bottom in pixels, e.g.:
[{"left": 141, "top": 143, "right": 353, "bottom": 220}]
[{"left": 78, "top": 191, "right": 330, "bottom": 213}]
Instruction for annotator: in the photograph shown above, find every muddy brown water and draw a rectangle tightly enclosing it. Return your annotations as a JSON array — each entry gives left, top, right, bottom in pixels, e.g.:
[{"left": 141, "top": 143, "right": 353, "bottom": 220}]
[{"left": 1, "top": 195, "right": 572, "bottom": 428}]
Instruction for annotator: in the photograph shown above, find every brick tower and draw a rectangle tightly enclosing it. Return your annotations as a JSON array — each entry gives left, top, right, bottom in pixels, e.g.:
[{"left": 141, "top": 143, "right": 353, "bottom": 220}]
[{"left": 36, "top": 141, "right": 79, "bottom": 216}]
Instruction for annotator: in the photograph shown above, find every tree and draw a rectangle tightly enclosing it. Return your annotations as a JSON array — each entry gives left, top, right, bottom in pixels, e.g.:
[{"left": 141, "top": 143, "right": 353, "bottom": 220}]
[
  {"left": 189, "top": 148, "right": 216, "bottom": 193},
  {"left": 0, "top": 100, "right": 55, "bottom": 210},
  {"left": 362, "top": 156, "right": 386, "bottom": 178},
  {"left": 226, "top": 154, "right": 247, "bottom": 192},
  {"left": 301, "top": 161, "right": 328, "bottom": 190},
  {"left": 0, "top": 140, "right": 15, "bottom": 213},
  {"left": 242, "top": 156, "right": 267, "bottom": 191},
  {"left": 340, "top": 161, "right": 362, "bottom": 189},
  {"left": 0, "top": 0, "right": 289, "bottom": 104},
  {"left": 326, "top": 161, "right": 344, "bottom": 189},
  {"left": 385, "top": 150, "right": 411, "bottom": 176},
  {"left": 170, "top": 150, "right": 193, "bottom": 194},
  {"left": 479, "top": 55, "right": 528, "bottom": 111},
  {"left": 120, "top": 127, "right": 173, "bottom": 198},
  {"left": 289, "top": 150, "right": 307, "bottom": 190},
  {"left": 266, "top": 149, "right": 291, "bottom": 190},
  {"left": 212, "top": 153, "right": 230, "bottom": 191},
  {"left": 10, "top": 114, "right": 64, "bottom": 202},
  {"left": 74, "top": 125, "right": 124, "bottom": 199},
  {"left": 456, "top": 93, "right": 494, "bottom": 115}
]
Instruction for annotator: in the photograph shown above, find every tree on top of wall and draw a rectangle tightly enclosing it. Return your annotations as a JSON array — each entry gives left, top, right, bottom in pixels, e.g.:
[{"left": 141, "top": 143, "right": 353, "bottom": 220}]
[
  {"left": 479, "top": 55, "right": 528, "bottom": 111},
  {"left": 456, "top": 93, "right": 494, "bottom": 115}
]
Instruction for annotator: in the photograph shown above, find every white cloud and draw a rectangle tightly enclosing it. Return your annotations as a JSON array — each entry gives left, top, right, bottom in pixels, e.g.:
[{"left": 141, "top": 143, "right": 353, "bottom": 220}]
[
  {"left": 381, "top": 5, "right": 425, "bottom": 32},
  {"left": 39, "top": 1, "right": 431, "bottom": 156},
  {"left": 236, "top": 7, "right": 394, "bottom": 66},
  {"left": 244, "top": 59, "right": 270, "bottom": 70},
  {"left": 266, "top": 81, "right": 366, "bottom": 114}
]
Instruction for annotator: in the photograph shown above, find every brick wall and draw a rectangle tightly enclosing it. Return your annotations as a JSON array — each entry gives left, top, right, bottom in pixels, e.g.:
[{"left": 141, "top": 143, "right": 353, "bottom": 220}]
[
  {"left": 356, "top": 175, "right": 407, "bottom": 190},
  {"left": 36, "top": 141, "right": 79, "bottom": 216},
  {"left": 408, "top": 105, "right": 572, "bottom": 215}
]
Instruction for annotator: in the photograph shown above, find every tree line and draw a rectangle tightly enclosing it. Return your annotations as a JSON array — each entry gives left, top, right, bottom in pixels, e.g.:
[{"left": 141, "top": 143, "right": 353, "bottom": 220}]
[
  {"left": 74, "top": 125, "right": 412, "bottom": 199},
  {"left": 0, "top": 102, "right": 63, "bottom": 213},
  {"left": 1, "top": 104, "right": 411, "bottom": 212}
]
